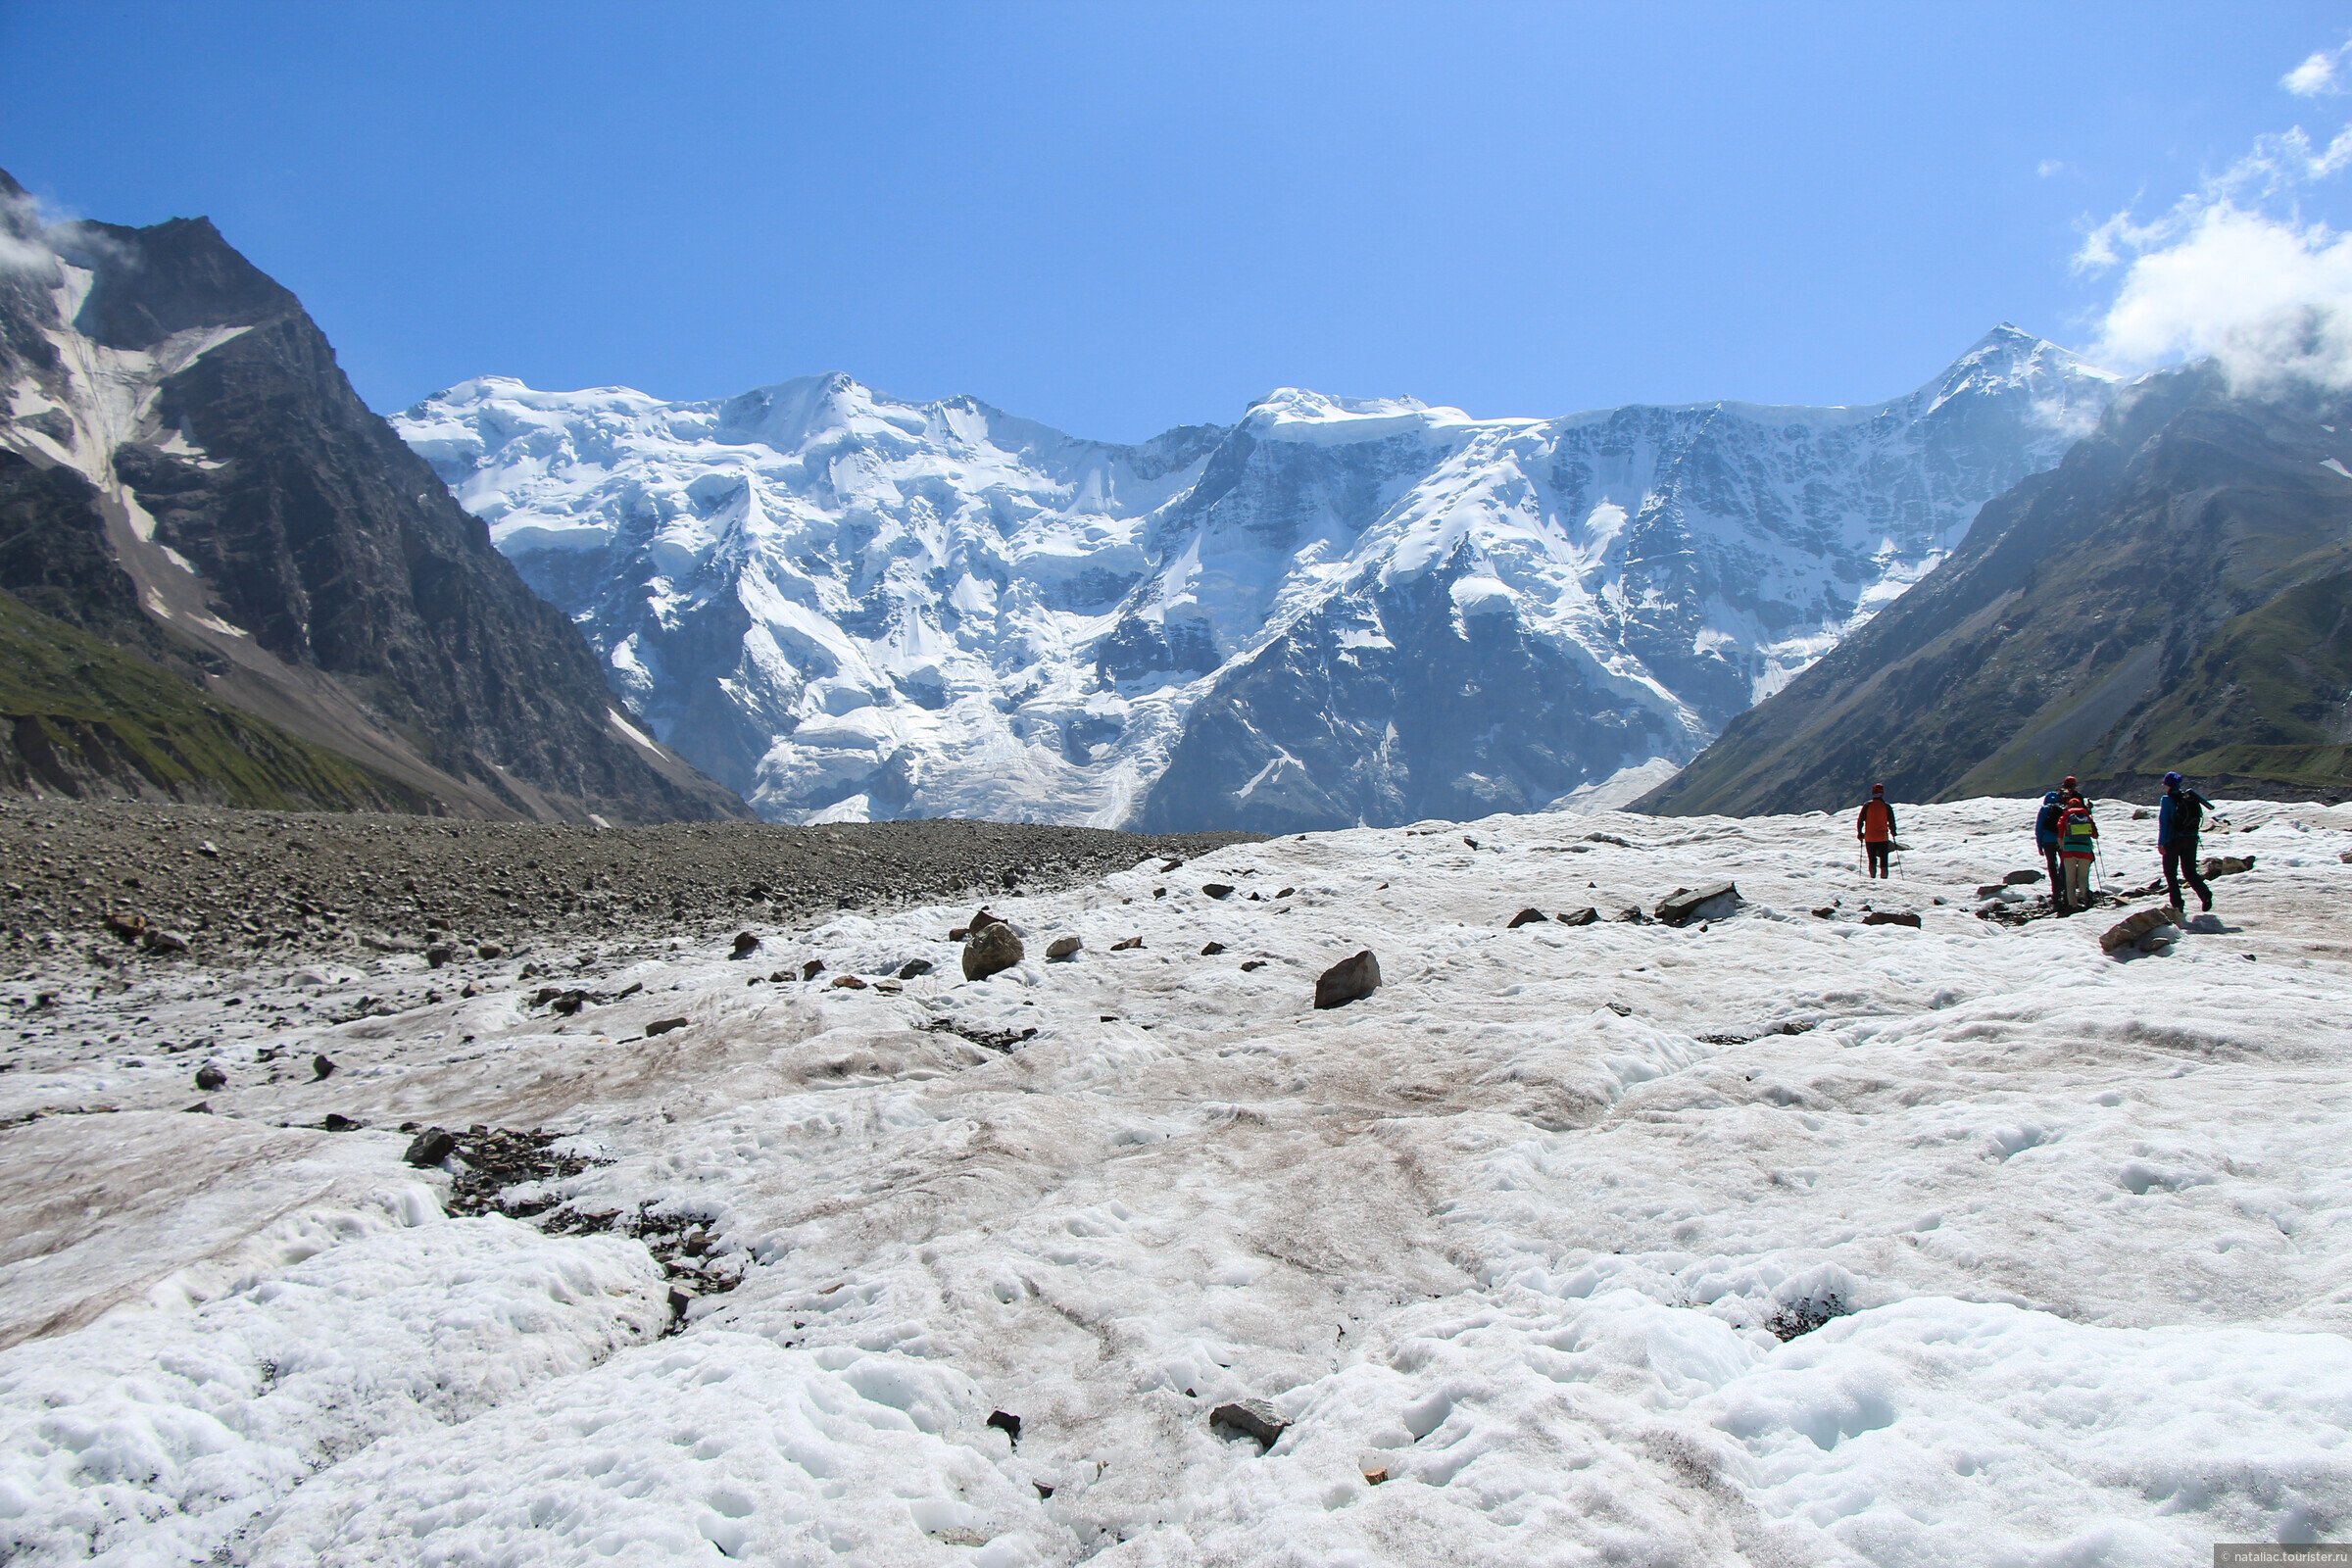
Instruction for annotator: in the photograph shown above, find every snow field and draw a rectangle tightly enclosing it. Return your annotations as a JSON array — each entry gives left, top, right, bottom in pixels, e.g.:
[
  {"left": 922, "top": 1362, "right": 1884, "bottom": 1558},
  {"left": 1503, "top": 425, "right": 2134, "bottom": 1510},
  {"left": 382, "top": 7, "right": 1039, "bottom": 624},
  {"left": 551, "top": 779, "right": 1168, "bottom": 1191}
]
[{"left": 2, "top": 798, "right": 2349, "bottom": 1563}]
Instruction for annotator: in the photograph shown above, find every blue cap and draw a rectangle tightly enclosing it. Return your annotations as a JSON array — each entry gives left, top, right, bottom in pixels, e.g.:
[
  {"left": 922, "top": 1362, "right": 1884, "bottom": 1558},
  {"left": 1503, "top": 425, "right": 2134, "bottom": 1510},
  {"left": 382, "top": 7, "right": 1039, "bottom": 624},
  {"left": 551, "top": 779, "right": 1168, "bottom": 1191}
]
[{"left": 2164, "top": 770, "right": 2183, "bottom": 787}]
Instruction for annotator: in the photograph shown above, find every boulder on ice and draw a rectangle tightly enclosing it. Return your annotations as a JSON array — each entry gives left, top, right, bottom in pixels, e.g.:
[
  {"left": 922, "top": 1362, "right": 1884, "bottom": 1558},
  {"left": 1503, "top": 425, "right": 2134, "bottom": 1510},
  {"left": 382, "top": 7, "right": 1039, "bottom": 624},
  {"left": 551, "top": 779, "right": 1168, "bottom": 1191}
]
[
  {"left": 2100, "top": 906, "right": 2180, "bottom": 955},
  {"left": 962, "top": 923, "right": 1025, "bottom": 981},
  {"left": 1654, "top": 883, "right": 1740, "bottom": 927},
  {"left": 1313, "top": 951, "right": 1381, "bottom": 1009}
]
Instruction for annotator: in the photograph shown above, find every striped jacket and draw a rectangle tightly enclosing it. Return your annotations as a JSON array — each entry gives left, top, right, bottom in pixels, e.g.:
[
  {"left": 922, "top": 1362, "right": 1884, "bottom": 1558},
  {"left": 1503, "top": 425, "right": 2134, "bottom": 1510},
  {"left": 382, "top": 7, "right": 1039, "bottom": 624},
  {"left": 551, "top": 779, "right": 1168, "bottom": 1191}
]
[{"left": 2057, "top": 805, "right": 2098, "bottom": 859}]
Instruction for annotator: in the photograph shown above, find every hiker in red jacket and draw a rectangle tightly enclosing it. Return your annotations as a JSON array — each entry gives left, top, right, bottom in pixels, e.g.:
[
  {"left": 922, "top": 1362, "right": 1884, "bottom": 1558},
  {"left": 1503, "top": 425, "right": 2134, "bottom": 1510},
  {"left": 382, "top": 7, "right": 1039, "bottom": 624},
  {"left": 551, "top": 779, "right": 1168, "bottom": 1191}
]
[{"left": 1856, "top": 784, "right": 1897, "bottom": 879}]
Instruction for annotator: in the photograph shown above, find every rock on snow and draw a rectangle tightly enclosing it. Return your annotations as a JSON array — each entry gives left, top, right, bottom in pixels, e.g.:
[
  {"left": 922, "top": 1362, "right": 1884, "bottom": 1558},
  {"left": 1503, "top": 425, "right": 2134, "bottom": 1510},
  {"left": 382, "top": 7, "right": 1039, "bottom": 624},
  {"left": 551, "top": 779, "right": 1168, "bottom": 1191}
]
[{"left": 2, "top": 797, "right": 2350, "bottom": 1564}]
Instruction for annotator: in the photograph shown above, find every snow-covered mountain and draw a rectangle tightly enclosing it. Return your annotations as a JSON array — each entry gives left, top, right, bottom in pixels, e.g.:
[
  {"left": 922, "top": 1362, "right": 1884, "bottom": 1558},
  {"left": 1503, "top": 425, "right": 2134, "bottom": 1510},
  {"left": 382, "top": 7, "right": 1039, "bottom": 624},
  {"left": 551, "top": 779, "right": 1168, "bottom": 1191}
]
[{"left": 396, "top": 328, "right": 2120, "bottom": 828}]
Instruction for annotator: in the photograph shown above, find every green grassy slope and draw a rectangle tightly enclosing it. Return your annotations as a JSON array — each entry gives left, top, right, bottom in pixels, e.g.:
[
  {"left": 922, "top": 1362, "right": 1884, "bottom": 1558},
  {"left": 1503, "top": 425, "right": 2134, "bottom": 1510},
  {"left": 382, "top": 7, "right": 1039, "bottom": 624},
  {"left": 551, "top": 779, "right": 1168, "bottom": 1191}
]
[{"left": 0, "top": 590, "right": 431, "bottom": 810}]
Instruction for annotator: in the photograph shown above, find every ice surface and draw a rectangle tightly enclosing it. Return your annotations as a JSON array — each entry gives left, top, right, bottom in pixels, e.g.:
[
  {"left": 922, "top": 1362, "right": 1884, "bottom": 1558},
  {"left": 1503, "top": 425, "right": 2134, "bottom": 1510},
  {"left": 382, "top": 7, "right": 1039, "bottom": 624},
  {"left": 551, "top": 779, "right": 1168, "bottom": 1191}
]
[{"left": 4, "top": 797, "right": 2348, "bottom": 1563}]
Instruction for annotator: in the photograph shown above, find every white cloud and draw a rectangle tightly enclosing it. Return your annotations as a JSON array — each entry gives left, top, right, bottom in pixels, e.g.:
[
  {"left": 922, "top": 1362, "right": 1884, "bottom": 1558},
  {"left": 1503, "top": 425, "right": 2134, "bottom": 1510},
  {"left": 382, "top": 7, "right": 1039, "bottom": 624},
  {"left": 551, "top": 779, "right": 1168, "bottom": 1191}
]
[
  {"left": 2094, "top": 204, "right": 2352, "bottom": 392},
  {"left": 0, "top": 188, "right": 62, "bottom": 275},
  {"left": 2036, "top": 159, "right": 2069, "bottom": 179},
  {"left": 2284, "top": 46, "right": 2344, "bottom": 97}
]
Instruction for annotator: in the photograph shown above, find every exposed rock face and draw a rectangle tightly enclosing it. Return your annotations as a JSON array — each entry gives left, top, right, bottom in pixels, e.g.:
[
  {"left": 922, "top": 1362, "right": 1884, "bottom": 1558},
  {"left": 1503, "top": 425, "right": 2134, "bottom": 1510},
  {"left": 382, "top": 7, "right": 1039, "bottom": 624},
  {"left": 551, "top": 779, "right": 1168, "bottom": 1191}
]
[
  {"left": 399, "top": 329, "right": 2117, "bottom": 829},
  {"left": 1643, "top": 369, "right": 2352, "bottom": 815},
  {"left": 0, "top": 169, "right": 743, "bottom": 821}
]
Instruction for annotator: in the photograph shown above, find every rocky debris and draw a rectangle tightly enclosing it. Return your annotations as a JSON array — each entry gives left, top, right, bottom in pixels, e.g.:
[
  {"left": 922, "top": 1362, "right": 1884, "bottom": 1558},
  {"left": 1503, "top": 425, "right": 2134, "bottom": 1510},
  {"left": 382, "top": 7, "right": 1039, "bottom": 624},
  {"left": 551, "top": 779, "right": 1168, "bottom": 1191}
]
[
  {"left": 142, "top": 928, "right": 189, "bottom": 956},
  {"left": 1613, "top": 906, "right": 1649, "bottom": 924},
  {"left": 896, "top": 958, "right": 933, "bottom": 979},
  {"left": 1555, "top": 907, "right": 1598, "bottom": 926},
  {"left": 311, "top": 1053, "right": 336, "bottom": 1080},
  {"left": 476, "top": 942, "right": 505, "bottom": 960},
  {"left": 645, "top": 1016, "right": 690, "bottom": 1038},
  {"left": 1862, "top": 910, "right": 1922, "bottom": 928},
  {"left": 986, "top": 1410, "right": 1022, "bottom": 1446},
  {"left": 2201, "top": 855, "right": 2257, "bottom": 878},
  {"left": 922, "top": 1019, "right": 1039, "bottom": 1053},
  {"left": 1046, "top": 936, "right": 1082, "bottom": 961},
  {"left": 2101, "top": 906, "right": 2181, "bottom": 956},
  {"left": 0, "top": 803, "right": 1256, "bottom": 977},
  {"left": 1313, "top": 951, "right": 1381, "bottom": 1010},
  {"left": 800, "top": 959, "right": 825, "bottom": 981},
  {"left": 2002, "top": 869, "right": 2042, "bottom": 886},
  {"left": 1111, "top": 936, "right": 1144, "bottom": 951},
  {"left": 193, "top": 1062, "right": 226, "bottom": 1092},
  {"left": 322, "top": 1112, "right": 363, "bottom": 1132},
  {"left": 1506, "top": 907, "right": 1547, "bottom": 929},
  {"left": 1201, "top": 883, "right": 1236, "bottom": 900},
  {"left": 1654, "top": 883, "right": 1740, "bottom": 927},
  {"left": 404, "top": 1127, "right": 458, "bottom": 1166},
  {"left": 729, "top": 931, "right": 760, "bottom": 959},
  {"left": 1200, "top": 941, "right": 1227, "bottom": 956},
  {"left": 1240, "top": 959, "right": 1267, "bottom": 971},
  {"left": 1208, "top": 1398, "right": 1291, "bottom": 1452},
  {"left": 962, "top": 923, "right": 1025, "bottom": 981},
  {"left": 1766, "top": 1292, "right": 1850, "bottom": 1342},
  {"left": 830, "top": 974, "right": 867, "bottom": 990}
]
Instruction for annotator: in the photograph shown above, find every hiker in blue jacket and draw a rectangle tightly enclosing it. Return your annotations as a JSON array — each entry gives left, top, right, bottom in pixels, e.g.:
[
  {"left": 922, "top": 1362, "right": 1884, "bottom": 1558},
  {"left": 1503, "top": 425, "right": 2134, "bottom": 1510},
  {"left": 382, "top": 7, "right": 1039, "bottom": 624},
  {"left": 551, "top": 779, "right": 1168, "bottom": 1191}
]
[
  {"left": 2157, "top": 770, "right": 2219, "bottom": 913},
  {"left": 2034, "top": 787, "right": 2068, "bottom": 905}
]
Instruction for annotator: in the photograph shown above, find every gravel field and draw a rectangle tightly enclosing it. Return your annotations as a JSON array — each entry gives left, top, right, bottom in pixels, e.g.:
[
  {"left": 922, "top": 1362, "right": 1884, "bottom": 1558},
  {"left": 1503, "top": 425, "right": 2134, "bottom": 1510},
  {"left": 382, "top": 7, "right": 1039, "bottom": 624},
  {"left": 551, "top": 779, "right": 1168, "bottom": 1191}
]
[{"left": 0, "top": 801, "right": 1257, "bottom": 977}]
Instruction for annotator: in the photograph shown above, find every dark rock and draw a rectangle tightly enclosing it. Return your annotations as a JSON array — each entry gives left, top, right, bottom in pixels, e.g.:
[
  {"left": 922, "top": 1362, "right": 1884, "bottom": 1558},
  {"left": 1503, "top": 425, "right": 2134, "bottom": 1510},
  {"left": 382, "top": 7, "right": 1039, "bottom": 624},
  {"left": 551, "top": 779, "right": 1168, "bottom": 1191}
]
[
  {"left": 801, "top": 959, "right": 825, "bottom": 980},
  {"left": 1046, "top": 936, "right": 1082, "bottom": 960},
  {"left": 729, "top": 931, "right": 760, "bottom": 959},
  {"left": 2101, "top": 906, "right": 2180, "bottom": 955},
  {"left": 1201, "top": 883, "right": 1235, "bottom": 900},
  {"left": 1200, "top": 941, "right": 1227, "bottom": 956},
  {"left": 1507, "top": 907, "right": 1546, "bottom": 929},
  {"left": 668, "top": 1288, "right": 692, "bottom": 1321},
  {"left": 1111, "top": 936, "right": 1144, "bottom": 951},
  {"left": 322, "top": 1112, "right": 363, "bottom": 1132},
  {"left": 404, "top": 1128, "right": 457, "bottom": 1166},
  {"left": 1811, "top": 906, "right": 1837, "bottom": 919},
  {"left": 831, "top": 974, "right": 868, "bottom": 990},
  {"left": 1861, "top": 910, "right": 1922, "bottom": 928},
  {"left": 2002, "top": 869, "right": 2042, "bottom": 885},
  {"left": 1614, "top": 906, "right": 1648, "bottom": 924},
  {"left": 2201, "top": 855, "right": 2256, "bottom": 878},
  {"left": 897, "top": 958, "right": 934, "bottom": 979},
  {"left": 962, "top": 922, "right": 1025, "bottom": 981},
  {"left": 969, "top": 908, "right": 1003, "bottom": 933},
  {"left": 948, "top": 927, "right": 968, "bottom": 941},
  {"left": 645, "top": 1016, "right": 690, "bottom": 1037},
  {"left": 184, "top": 1101, "right": 212, "bottom": 1114},
  {"left": 987, "top": 1410, "right": 1022, "bottom": 1446},
  {"left": 1654, "top": 883, "right": 1740, "bottom": 926},
  {"left": 1555, "top": 906, "right": 1598, "bottom": 926},
  {"left": 476, "top": 942, "right": 504, "bottom": 960},
  {"left": 311, "top": 1053, "right": 336, "bottom": 1080},
  {"left": 1209, "top": 1398, "right": 1291, "bottom": 1451},
  {"left": 193, "top": 1062, "right": 227, "bottom": 1091},
  {"left": 1240, "top": 958, "right": 1267, "bottom": 971},
  {"left": 141, "top": 928, "right": 189, "bottom": 955},
  {"left": 1313, "top": 950, "right": 1381, "bottom": 1009},
  {"left": 425, "top": 944, "right": 453, "bottom": 968}
]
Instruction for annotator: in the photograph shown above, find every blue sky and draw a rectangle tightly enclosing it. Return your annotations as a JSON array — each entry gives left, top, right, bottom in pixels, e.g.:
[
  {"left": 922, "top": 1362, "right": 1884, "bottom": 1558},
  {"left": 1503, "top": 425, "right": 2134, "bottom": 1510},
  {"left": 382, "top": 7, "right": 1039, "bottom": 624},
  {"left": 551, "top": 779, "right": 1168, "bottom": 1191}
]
[{"left": 6, "top": 3, "right": 2349, "bottom": 440}]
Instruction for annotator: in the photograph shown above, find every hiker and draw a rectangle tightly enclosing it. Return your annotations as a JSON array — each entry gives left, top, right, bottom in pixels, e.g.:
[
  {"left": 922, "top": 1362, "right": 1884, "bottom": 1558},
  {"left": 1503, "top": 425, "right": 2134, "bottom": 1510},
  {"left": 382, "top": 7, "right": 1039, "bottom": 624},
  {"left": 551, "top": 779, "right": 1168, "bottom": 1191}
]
[
  {"left": 2157, "top": 770, "right": 2218, "bottom": 913},
  {"left": 2055, "top": 793, "right": 2099, "bottom": 914},
  {"left": 2034, "top": 789, "right": 2067, "bottom": 902},
  {"left": 1856, "top": 783, "right": 1897, "bottom": 879}
]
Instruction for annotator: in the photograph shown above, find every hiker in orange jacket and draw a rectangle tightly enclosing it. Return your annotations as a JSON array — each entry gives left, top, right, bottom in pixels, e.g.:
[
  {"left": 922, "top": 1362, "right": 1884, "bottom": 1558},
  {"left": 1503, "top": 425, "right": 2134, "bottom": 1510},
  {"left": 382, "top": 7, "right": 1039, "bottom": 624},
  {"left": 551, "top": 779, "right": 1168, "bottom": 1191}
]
[{"left": 1856, "top": 783, "right": 1897, "bottom": 879}]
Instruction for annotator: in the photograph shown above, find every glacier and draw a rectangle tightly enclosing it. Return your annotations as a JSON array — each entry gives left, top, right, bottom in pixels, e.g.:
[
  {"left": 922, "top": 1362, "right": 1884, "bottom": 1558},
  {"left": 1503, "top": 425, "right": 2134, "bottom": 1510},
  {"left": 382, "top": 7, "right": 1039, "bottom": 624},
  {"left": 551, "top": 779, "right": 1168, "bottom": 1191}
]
[{"left": 396, "top": 328, "right": 2120, "bottom": 828}]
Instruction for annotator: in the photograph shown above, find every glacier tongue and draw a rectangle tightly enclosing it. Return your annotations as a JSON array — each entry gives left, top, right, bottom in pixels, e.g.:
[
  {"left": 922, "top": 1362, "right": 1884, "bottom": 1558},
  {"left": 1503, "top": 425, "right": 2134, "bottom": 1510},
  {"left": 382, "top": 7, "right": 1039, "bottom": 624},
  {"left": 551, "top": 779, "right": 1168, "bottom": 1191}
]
[{"left": 396, "top": 329, "right": 2121, "bottom": 828}]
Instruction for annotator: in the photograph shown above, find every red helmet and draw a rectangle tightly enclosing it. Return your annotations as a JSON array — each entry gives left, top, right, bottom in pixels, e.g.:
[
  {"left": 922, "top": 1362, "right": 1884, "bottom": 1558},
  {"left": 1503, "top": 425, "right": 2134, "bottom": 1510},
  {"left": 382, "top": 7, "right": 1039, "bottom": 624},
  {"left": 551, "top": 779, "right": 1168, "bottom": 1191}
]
[{"left": 2063, "top": 775, "right": 2078, "bottom": 789}]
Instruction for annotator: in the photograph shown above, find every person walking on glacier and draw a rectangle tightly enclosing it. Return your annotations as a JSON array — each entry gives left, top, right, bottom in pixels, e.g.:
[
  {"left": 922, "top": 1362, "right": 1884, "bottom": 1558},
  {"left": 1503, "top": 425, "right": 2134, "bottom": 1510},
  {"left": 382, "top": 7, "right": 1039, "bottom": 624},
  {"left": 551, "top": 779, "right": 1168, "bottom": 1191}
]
[
  {"left": 2054, "top": 793, "right": 2099, "bottom": 914},
  {"left": 2157, "top": 770, "right": 2219, "bottom": 913},
  {"left": 2034, "top": 788, "right": 2068, "bottom": 903},
  {"left": 1856, "top": 783, "right": 1897, "bottom": 879}
]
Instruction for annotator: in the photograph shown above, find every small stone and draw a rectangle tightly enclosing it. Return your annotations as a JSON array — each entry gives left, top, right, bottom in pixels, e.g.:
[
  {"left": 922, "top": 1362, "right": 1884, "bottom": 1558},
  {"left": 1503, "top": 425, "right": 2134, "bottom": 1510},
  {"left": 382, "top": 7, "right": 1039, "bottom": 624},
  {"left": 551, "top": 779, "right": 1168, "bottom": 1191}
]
[
  {"left": 425, "top": 944, "right": 453, "bottom": 968},
  {"left": 2100, "top": 906, "right": 2180, "bottom": 955},
  {"left": 897, "top": 958, "right": 934, "bottom": 979},
  {"left": 1046, "top": 936, "right": 1082, "bottom": 960},
  {"left": 322, "top": 1112, "right": 363, "bottom": 1132},
  {"left": 196, "top": 840, "right": 220, "bottom": 858},
  {"left": 668, "top": 1288, "right": 692, "bottom": 1321},
  {"left": 1974, "top": 885, "right": 2008, "bottom": 900},
  {"left": 1507, "top": 907, "right": 1546, "bottom": 929},
  {"left": 730, "top": 931, "right": 760, "bottom": 959},
  {"left": 405, "top": 1127, "right": 459, "bottom": 1166},
  {"left": 831, "top": 974, "right": 868, "bottom": 990},
  {"left": 1111, "top": 936, "right": 1144, "bottom": 951},
  {"left": 1654, "top": 883, "right": 1740, "bottom": 926},
  {"left": 801, "top": 959, "right": 825, "bottom": 981},
  {"left": 312, "top": 1053, "right": 337, "bottom": 1080},
  {"left": 948, "top": 927, "right": 969, "bottom": 941},
  {"left": 1862, "top": 910, "right": 1922, "bottom": 928},
  {"left": 2003, "top": 869, "right": 2042, "bottom": 886},
  {"left": 476, "top": 942, "right": 504, "bottom": 960},
  {"left": 1208, "top": 1398, "right": 1290, "bottom": 1452},
  {"left": 1240, "top": 958, "right": 1267, "bottom": 971},
  {"left": 1363, "top": 1465, "right": 1389, "bottom": 1485},
  {"left": 2200, "top": 855, "right": 2256, "bottom": 878},
  {"left": 194, "top": 1062, "right": 227, "bottom": 1092},
  {"left": 141, "top": 928, "right": 189, "bottom": 956},
  {"left": 987, "top": 1410, "right": 1022, "bottom": 1445},
  {"left": 1275, "top": 887, "right": 1295, "bottom": 899},
  {"left": 1201, "top": 883, "right": 1236, "bottom": 900},
  {"left": 1555, "top": 906, "right": 1598, "bottom": 926},
  {"left": 1313, "top": 951, "right": 1381, "bottom": 1010},
  {"left": 1200, "top": 941, "right": 1227, "bottom": 956},
  {"left": 646, "top": 1017, "right": 690, "bottom": 1038},
  {"left": 962, "top": 923, "right": 1025, "bottom": 981}
]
